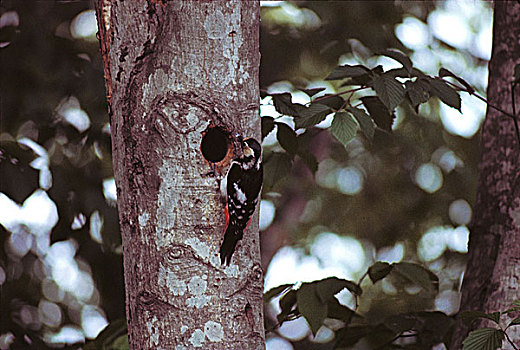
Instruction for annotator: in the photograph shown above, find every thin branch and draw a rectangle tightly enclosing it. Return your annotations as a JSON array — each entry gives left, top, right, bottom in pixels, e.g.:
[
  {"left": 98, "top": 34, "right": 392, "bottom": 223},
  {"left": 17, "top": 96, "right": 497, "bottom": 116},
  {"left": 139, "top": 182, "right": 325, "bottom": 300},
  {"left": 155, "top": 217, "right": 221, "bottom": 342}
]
[
  {"left": 504, "top": 330, "right": 520, "bottom": 350},
  {"left": 443, "top": 80, "right": 516, "bottom": 119},
  {"left": 443, "top": 78, "right": 520, "bottom": 147},
  {"left": 311, "top": 87, "right": 368, "bottom": 104}
]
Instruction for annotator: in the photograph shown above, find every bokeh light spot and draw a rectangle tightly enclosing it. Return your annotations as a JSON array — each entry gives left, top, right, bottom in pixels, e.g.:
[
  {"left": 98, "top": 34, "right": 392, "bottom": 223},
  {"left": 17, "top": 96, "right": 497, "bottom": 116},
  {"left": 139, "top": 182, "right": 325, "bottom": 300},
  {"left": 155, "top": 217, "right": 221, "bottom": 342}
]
[
  {"left": 395, "top": 17, "right": 431, "bottom": 50},
  {"left": 415, "top": 163, "right": 443, "bottom": 193},
  {"left": 259, "top": 200, "right": 276, "bottom": 231},
  {"left": 449, "top": 199, "right": 472, "bottom": 226},
  {"left": 70, "top": 10, "right": 97, "bottom": 41},
  {"left": 336, "top": 167, "right": 363, "bottom": 195}
]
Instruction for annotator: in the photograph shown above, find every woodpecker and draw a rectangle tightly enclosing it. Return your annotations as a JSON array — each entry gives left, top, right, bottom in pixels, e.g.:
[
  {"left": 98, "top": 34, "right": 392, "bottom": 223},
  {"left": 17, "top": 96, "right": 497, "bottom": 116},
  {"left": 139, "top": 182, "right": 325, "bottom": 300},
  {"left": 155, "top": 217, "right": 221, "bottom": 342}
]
[{"left": 219, "top": 137, "right": 263, "bottom": 265}]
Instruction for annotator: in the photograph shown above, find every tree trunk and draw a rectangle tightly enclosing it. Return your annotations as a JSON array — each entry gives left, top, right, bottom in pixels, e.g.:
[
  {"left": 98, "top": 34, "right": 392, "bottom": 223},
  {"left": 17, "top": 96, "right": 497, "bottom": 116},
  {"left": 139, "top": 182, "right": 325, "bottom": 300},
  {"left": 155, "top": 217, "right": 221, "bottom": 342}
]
[
  {"left": 94, "top": 1, "right": 264, "bottom": 349},
  {"left": 451, "top": 2, "right": 520, "bottom": 349}
]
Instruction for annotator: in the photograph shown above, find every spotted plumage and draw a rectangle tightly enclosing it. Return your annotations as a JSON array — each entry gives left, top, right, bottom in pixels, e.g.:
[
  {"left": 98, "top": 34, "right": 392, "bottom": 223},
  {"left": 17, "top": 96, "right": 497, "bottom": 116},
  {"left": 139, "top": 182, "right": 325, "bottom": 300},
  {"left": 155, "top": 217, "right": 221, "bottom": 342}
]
[{"left": 219, "top": 138, "right": 263, "bottom": 265}]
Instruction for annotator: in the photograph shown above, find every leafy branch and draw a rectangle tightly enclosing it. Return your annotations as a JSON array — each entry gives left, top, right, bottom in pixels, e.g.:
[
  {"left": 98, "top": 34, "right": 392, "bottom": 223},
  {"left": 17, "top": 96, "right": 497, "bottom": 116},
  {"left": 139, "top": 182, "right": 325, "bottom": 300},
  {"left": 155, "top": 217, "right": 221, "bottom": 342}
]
[
  {"left": 460, "top": 300, "right": 520, "bottom": 350},
  {"left": 264, "top": 261, "right": 446, "bottom": 349},
  {"left": 261, "top": 50, "right": 520, "bottom": 190}
]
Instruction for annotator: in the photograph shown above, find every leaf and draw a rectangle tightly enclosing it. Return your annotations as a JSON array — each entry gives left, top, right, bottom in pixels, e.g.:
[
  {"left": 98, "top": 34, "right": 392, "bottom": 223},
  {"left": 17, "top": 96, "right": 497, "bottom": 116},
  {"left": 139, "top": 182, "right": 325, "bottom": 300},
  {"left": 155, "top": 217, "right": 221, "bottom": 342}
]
[
  {"left": 301, "top": 87, "right": 326, "bottom": 97},
  {"left": 372, "top": 73, "right": 405, "bottom": 111},
  {"left": 271, "top": 93, "right": 306, "bottom": 116},
  {"left": 405, "top": 79, "right": 430, "bottom": 112},
  {"left": 368, "top": 262, "right": 393, "bottom": 283},
  {"left": 361, "top": 96, "right": 395, "bottom": 132},
  {"left": 326, "top": 298, "right": 355, "bottom": 323},
  {"left": 462, "top": 328, "right": 505, "bottom": 350},
  {"left": 460, "top": 311, "right": 501, "bottom": 326},
  {"left": 316, "top": 277, "right": 362, "bottom": 304},
  {"left": 297, "top": 283, "right": 327, "bottom": 335},
  {"left": 415, "top": 311, "right": 454, "bottom": 341},
  {"left": 393, "top": 262, "right": 438, "bottom": 293},
  {"left": 277, "top": 289, "right": 298, "bottom": 324},
  {"left": 264, "top": 284, "right": 292, "bottom": 302},
  {"left": 380, "top": 49, "right": 413, "bottom": 73},
  {"left": 439, "top": 68, "right": 475, "bottom": 94},
  {"left": 385, "top": 314, "right": 417, "bottom": 333},
  {"left": 429, "top": 77, "right": 461, "bottom": 111},
  {"left": 295, "top": 103, "right": 331, "bottom": 129},
  {"left": 326, "top": 64, "right": 371, "bottom": 80},
  {"left": 347, "top": 107, "right": 375, "bottom": 140},
  {"left": 316, "top": 94, "right": 346, "bottom": 110},
  {"left": 508, "top": 316, "right": 520, "bottom": 327},
  {"left": 335, "top": 325, "right": 372, "bottom": 347},
  {"left": 297, "top": 149, "right": 318, "bottom": 175},
  {"left": 276, "top": 122, "right": 298, "bottom": 154},
  {"left": 261, "top": 116, "right": 275, "bottom": 140},
  {"left": 331, "top": 111, "right": 357, "bottom": 148},
  {"left": 263, "top": 152, "right": 293, "bottom": 191}
]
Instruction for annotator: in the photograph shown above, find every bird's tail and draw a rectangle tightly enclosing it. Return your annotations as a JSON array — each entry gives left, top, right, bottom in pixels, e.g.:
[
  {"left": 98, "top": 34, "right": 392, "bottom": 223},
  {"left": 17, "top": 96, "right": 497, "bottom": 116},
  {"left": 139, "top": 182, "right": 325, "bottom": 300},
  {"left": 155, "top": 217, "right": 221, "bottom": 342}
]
[{"left": 219, "top": 225, "right": 243, "bottom": 265}]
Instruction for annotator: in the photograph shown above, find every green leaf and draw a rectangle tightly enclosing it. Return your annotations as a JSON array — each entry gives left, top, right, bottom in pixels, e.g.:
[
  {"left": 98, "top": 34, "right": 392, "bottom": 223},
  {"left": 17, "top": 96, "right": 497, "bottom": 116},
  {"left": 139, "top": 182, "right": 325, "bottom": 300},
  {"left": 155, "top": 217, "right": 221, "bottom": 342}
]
[
  {"left": 393, "top": 262, "right": 438, "bottom": 293},
  {"left": 263, "top": 152, "right": 293, "bottom": 191},
  {"left": 372, "top": 73, "right": 405, "bottom": 111},
  {"left": 277, "top": 289, "right": 298, "bottom": 324},
  {"left": 261, "top": 116, "right": 275, "bottom": 140},
  {"left": 297, "top": 283, "right": 327, "bottom": 335},
  {"left": 439, "top": 68, "right": 475, "bottom": 94},
  {"left": 295, "top": 103, "right": 331, "bottom": 129},
  {"left": 385, "top": 314, "right": 417, "bottom": 333},
  {"left": 264, "top": 284, "right": 293, "bottom": 302},
  {"left": 326, "top": 64, "right": 371, "bottom": 80},
  {"left": 301, "top": 87, "right": 326, "bottom": 97},
  {"left": 331, "top": 111, "right": 357, "bottom": 148},
  {"left": 405, "top": 79, "right": 430, "bottom": 112},
  {"left": 462, "top": 328, "right": 505, "bottom": 350},
  {"left": 361, "top": 96, "right": 395, "bottom": 131},
  {"left": 380, "top": 49, "right": 413, "bottom": 73},
  {"left": 271, "top": 93, "right": 306, "bottom": 116},
  {"left": 415, "top": 311, "right": 455, "bottom": 341},
  {"left": 335, "top": 325, "right": 372, "bottom": 347},
  {"left": 460, "top": 311, "right": 501, "bottom": 326},
  {"left": 326, "top": 298, "right": 355, "bottom": 323},
  {"left": 368, "top": 262, "right": 393, "bottom": 283},
  {"left": 316, "top": 95, "right": 346, "bottom": 110},
  {"left": 347, "top": 107, "right": 375, "bottom": 140},
  {"left": 429, "top": 77, "right": 461, "bottom": 111},
  {"left": 508, "top": 316, "right": 520, "bottom": 327},
  {"left": 276, "top": 122, "right": 298, "bottom": 154},
  {"left": 297, "top": 149, "right": 318, "bottom": 175},
  {"left": 316, "top": 277, "right": 362, "bottom": 304}
]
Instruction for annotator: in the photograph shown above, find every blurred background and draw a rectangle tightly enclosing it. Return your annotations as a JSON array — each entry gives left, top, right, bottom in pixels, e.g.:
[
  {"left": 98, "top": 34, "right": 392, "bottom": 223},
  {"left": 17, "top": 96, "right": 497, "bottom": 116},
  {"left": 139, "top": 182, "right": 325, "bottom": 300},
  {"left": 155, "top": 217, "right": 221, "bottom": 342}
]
[{"left": 0, "top": 1, "right": 491, "bottom": 349}]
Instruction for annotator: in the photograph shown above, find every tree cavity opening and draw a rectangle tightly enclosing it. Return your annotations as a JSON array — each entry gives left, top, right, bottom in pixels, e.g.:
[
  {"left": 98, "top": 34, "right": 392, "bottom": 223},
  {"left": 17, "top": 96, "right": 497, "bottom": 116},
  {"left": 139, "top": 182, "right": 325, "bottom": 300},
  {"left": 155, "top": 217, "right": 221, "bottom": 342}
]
[{"left": 201, "top": 126, "right": 229, "bottom": 163}]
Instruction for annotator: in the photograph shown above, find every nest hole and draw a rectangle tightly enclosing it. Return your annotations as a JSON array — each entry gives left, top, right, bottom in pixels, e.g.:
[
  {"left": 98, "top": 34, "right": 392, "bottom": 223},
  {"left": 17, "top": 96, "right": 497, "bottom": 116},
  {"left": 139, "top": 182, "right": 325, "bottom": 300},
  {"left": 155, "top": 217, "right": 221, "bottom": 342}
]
[{"left": 200, "top": 126, "right": 229, "bottom": 163}]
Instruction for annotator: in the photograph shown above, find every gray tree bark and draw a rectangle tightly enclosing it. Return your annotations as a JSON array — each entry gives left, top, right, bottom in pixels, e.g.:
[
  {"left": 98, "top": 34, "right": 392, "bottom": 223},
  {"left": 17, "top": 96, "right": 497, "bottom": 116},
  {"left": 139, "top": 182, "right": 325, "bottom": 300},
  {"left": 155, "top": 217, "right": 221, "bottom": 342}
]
[
  {"left": 94, "top": 1, "right": 264, "bottom": 349},
  {"left": 451, "top": 2, "right": 520, "bottom": 349}
]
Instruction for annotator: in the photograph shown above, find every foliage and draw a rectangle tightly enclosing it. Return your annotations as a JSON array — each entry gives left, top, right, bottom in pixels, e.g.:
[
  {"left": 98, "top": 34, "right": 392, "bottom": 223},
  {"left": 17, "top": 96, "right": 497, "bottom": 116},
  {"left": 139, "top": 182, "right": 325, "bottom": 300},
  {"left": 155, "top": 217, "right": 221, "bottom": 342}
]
[
  {"left": 262, "top": 49, "right": 471, "bottom": 189},
  {"left": 264, "top": 261, "right": 451, "bottom": 348},
  {"left": 460, "top": 301, "right": 520, "bottom": 350}
]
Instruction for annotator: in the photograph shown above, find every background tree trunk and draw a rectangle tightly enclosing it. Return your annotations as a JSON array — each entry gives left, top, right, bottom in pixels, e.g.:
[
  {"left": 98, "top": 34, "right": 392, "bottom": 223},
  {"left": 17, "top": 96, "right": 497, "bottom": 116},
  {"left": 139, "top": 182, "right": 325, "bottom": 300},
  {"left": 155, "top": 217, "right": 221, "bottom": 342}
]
[
  {"left": 95, "top": 1, "right": 264, "bottom": 349},
  {"left": 451, "top": 2, "right": 520, "bottom": 348}
]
